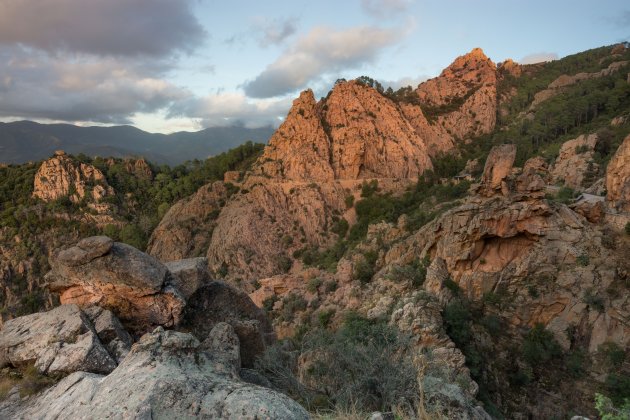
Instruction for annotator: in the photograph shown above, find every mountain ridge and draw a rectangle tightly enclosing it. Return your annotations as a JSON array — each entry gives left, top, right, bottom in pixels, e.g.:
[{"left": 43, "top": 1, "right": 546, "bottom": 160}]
[{"left": 0, "top": 120, "right": 274, "bottom": 165}]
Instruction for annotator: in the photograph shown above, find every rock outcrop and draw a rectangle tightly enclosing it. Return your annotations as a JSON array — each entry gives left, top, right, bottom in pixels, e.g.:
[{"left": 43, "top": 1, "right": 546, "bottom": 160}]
[
  {"left": 254, "top": 84, "right": 433, "bottom": 181},
  {"left": 32, "top": 151, "right": 114, "bottom": 203},
  {"left": 180, "top": 281, "right": 275, "bottom": 368},
  {"left": 0, "top": 304, "right": 128, "bottom": 375},
  {"left": 478, "top": 144, "right": 517, "bottom": 197},
  {"left": 0, "top": 327, "right": 308, "bottom": 420},
  {"left": 606, "top": 133, "right": 630, "bottom": 213},
  {"left": 46, "top": 236, "right": 185, "bottom": 335},
  {"left": 403, "top": 48, "right": 498, "bottom": 155},
  {"left": 551, "top": 134, "right": 598, "bottom": 190},
  {"left": 148, "top": 182, "right": 229, "bottom": 261},
  {"left": 165, "top": 257, "right": 213, "bottom": 299}
]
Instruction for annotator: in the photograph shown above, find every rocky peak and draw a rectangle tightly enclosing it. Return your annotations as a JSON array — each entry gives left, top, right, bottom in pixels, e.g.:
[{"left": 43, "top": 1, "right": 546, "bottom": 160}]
[
  {"left": 124, "top": 158, "right": 152, "bottom": 180},
  {"left": 499, "top": 58, "right": 522, "bottom": 77},
  {"left": 254, "top": 89, "right": 334, "bottom": 181},
  {"left": 33, "top": 152, "right": 114, "bottom": 203},
  {"left": 254, "top": 82, "right": 433, "bottom": 181},
  {"left": 417, "top": 47, "right": 497, "bottom": 107}
]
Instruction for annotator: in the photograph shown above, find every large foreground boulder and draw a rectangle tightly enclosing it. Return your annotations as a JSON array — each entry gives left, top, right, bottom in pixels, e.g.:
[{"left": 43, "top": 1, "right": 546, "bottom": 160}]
[
  {"left": 0, "top": 304, "right": 129, "bottom": 375},
  {"left": 180, "top": 281, "right": 276, "bottom": 368},
  {"left": 46, "top": 236, "right": 185, "bottom": 335},
  {"left": 0, "top": 328, "right": 308, "bottom": 420}
]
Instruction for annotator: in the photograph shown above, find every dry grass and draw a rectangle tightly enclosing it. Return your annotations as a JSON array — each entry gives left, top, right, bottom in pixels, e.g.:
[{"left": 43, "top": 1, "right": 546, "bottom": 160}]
[{"left": 0, "top": 364, "right": 56, "bottom": 401}]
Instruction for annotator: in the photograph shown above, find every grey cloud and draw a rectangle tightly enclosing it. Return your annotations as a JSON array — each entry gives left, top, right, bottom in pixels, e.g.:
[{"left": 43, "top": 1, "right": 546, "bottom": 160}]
[
  {"left": 0, "top": 47, "right": 188, "bottom": 124},
  {"left": 0, "top": 0, "right": 206, "bottom": 57},
  {"left": 519, "top": 52, "right": 559, "bottom": 64},
  {"left": 244, "top": 25, "right": 403, "bottom": 98}
]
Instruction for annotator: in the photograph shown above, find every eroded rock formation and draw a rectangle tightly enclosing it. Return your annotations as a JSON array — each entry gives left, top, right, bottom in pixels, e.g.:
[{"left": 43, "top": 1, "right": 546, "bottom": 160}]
[
  {"left": 33, "top": 151, "right": 114, "bottom": 203},
  {"left": 46, "top": 236, "right": 184, "bottom": 336},
  {"left": 606, "top": 133, "right": 630, "bottom": 213}
]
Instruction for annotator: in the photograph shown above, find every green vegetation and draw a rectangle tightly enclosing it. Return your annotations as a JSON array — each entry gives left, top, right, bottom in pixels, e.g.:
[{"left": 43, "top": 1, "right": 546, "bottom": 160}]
[
  {"left": 594, "top": 393, "right": 630, "bottom": 420},
  {"left": 254, "top": 312, "right": 419, "bottom": 416}
]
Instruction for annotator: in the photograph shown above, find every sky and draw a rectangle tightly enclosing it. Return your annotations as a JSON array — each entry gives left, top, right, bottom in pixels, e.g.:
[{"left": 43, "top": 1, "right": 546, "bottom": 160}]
[{"left": 0, "top": 0, "right": 628, "bottom": 134}]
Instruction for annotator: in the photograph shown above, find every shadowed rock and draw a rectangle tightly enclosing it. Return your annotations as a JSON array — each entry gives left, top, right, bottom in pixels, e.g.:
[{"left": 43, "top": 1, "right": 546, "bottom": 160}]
[{"left": 180, "top": 281, "right": 276, "bottom": 368}]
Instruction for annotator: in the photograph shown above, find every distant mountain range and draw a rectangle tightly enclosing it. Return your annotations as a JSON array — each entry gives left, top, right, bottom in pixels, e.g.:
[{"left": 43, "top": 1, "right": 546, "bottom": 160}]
[{"left": 0, "top": 121, "right": 275, "bottom": 165}]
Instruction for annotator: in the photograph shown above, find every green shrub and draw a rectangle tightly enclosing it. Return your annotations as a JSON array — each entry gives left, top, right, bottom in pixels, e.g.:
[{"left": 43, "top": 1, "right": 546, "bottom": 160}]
[
  {"left": 324, "top": 280, "right": 338, "bottom": 293},
  {"left": 521, "top": 324, "right": 563, "bottom": 366},
  {"left": 353, "top": 258, "right": 374, "bottom": 284},
  {"left": 254, "top": 313, "right": 419, "bottom": 415},
  {"left": 307, "top": 278, "right": 323, "bottom": 294},
  {"left": 279, "top": 294, "right": 307, "bottom": 322},
  {"left": 262, "top": 295, "right": 278, "bottom": 312},
  {"left": 576, "top": 254, "right": 590, "bottom": 266},
  {"left": 317, "top": 309, "right": 335, "bottom": 328},
  {"left": 625, "top": 222, "right": 630, "bottom": 236},
  {"left": 443, "top": 301, "right": 472, "bottom": 346},
  {"left": 330, "top": 218, "right": 349, "bottom": 238},
  {"left": 595, "top": 392, "right": 630, "bottom": 420},
  {"left": 566, "top": 349, "right": 589, "bottom": 378},
  {"left": 583, "top": 288, "right": 605, "bottom": 312},
  {"left": 387, "top": 257, "right": 429, "bottom": 287},
  {"left": 344, "top": 195, "right": 355, "bottom": 208},
  {"left": 277, "top": 255, "right": 292, "bottom": 273},
  {"left": 599, "top": 342, "right": 626, "bottom": 369},
  {"left": 443, "top": 277, "right": 461, "bottom": 294},
  {"left": 605, "top": 373, "right": 630, "bottom": 406}
]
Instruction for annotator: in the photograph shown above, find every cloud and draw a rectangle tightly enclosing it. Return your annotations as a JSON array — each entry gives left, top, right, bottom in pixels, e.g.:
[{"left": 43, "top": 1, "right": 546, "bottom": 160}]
[
  {"left": 382, "top": 75, "right": 428, "bottom": 90},
  {"left": 243, "top": 25, "right": 404, "bottom": 98},
  {"left": 254, "top": 17, "right": 298, "bottom": 47},
  {"left": 0, "top": 46, "right": 188, "bottom": 123},
  {"left": 0, "top": 0, "right": 206, "bottom": 57},
  {"left": 361, "top": 0, "right": 413, "bottom": 17},
  {"left": 170, "top": 92, "right": 291, "bottom": 128},
  {"left": 519, "top": 52, "right": 559, "bottom": 64}
]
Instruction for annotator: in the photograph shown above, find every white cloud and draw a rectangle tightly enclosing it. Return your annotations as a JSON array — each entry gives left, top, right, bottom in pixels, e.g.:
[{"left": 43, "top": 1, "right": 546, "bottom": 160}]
[
  {"left": 519, "top": 52, "right": 559, "bottom": 64},
  {"left": 361, "top": 0, "right": 413, "bottom": 17},
  {"left": 243, "top": 25, "right": 404, "bottom": 98},
  {"left": 253, "top": 17, "right": 298, "bottom": 47},
  {"left": 170, "top": 92, "right": 291, "bottom": 128}
]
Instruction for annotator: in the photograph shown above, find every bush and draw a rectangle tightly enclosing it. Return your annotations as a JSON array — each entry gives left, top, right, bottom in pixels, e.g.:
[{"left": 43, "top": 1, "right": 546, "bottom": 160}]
[
  {"left": 307, "top": 278, "right": 323, "bottom": 294},
  {"left": 595, "top": 392, "right": 630, "bottom": 420},
  {"left": 443, "top": 301, "right": 473, "bottom": 345},
  {"left": 387, "top": 257, "right": 429, "bottom": 287},
  {"left": 344, "top": 195, "right": 355, "bottom": 208},
  {"left": 521, "top": 324, "right": 563, "bottom": 366},
  {"left": 583, "top": 288, "right": 605, "bottom": 312},
  {"left": 599, "top": 342, "right": 626, "bottom": 369},
  {"left": 625, "top": 222, "right": 630, "bottom": 236},
  {"left": 605, "top": 373, "right": 630, "bottom": 406},
  {"left": 254, "top": 313, "right": 419, "bottom": 415},
  {"left": 576, "top": 254, "right": 590, "bottom": 266}
]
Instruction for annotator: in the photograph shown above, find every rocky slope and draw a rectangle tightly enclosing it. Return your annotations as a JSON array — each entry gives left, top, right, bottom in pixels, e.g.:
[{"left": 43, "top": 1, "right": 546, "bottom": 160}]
[
  {"left": 150, "top": 48, "right": 505, "bottom": 281},
  {"left": 0, "top": 238, "right": 305, "bottom": 419}
]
